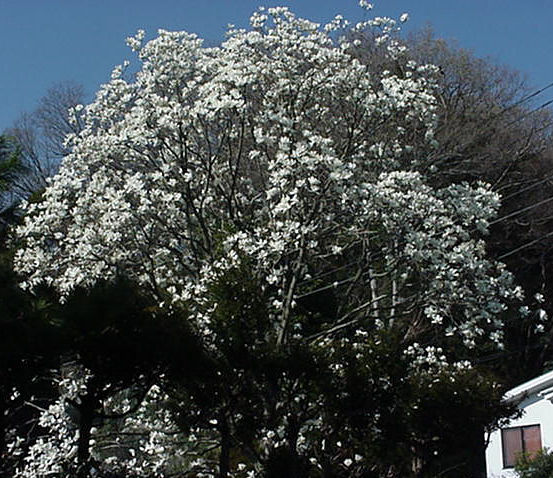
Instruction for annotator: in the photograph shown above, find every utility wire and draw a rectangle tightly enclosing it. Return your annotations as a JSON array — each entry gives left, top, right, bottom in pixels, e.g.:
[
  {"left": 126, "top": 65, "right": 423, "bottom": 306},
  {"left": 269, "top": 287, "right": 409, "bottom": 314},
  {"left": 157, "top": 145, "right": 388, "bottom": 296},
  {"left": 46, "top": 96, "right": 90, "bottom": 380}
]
[
  {"left": 435, "top": 83, "right": 553, "bottom": 164},
  {"left": 489, "top": 196, "right": 553, "bottom": 226},
  {"left": 295, "top": 84, "right": 553, "bottom": 300},
  {"left": 500, "top": 173, "right": 553, "bottom": 202},
  {"left": 505, "top": 98, "right": 553, "bottom": 128},
  {"left": 498, "top": 230, "right": 553, "bottom": 261},
  {"left": 501, "top": 80, "right": 553, "bottom": 115}
]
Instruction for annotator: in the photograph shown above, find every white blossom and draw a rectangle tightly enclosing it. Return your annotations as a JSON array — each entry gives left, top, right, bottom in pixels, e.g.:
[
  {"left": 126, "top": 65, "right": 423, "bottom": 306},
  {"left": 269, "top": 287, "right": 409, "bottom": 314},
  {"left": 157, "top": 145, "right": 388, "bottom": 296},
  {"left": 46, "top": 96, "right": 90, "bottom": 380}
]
[{"left": 13, "top": 3, "right": 524, "bottom": 475}]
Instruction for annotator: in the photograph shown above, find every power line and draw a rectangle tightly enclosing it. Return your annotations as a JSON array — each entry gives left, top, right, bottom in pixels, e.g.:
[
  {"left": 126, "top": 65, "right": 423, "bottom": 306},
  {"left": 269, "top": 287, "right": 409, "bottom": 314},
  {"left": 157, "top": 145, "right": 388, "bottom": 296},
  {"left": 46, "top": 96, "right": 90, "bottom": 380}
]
[
  {"left": 505, "top": 98, "right": 553, "bottom": 128},
  {"left": 498, "top": 230, "right": 553, "bottom": 261},
  {"left": 489, "top": 195, "right": 553, "bottom": 226},
  {"left": 502, "top": 80, "right": 553, "bottom": 115},
  {"left": 501, "top": 173, "right": 553, "bottom": 202},
  {"left": 435, "top": 82, "right": 553, "bottom": 164}
]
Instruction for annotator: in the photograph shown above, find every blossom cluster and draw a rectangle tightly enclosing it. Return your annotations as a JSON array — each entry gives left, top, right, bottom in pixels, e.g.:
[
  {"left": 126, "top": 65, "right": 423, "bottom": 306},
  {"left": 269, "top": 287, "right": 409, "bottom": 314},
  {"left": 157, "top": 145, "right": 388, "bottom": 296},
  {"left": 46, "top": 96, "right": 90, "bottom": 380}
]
[
  {"left": 12, "top": 4, "right": 522, "bottom": 476},
  {"left": 14, "top": 5, "right": 512, "bottom": 351}
]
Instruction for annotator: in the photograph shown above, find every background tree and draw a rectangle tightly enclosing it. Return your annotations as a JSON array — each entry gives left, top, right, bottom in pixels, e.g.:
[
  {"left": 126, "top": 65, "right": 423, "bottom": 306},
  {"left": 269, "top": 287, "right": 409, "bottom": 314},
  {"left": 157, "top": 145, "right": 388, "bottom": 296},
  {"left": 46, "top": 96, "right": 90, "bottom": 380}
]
[
  {"left": 0, "top": 135, "right": 59, "bottom": 476},
  {"left": 0, "top": 83, "right": 84, "bottom": 476},
  {"left": 4, "top": 81, "right": 85, "bottom": 199},
  {"left": 351, "top": 24, "right": 553, "bottom": 385},
  {"left": 404, "top": 29, "right": 553, "bottom": 384},
  {"left": 0, "top": 135, "right": 25, "bottom": 225}
]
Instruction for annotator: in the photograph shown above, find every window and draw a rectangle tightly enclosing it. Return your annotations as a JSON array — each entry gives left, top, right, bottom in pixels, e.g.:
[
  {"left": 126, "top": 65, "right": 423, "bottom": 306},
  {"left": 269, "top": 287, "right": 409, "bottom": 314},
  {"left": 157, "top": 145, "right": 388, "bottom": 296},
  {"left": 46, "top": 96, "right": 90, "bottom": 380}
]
[{"left": 501, "top": 424, "right": 542, "bottom": 468}]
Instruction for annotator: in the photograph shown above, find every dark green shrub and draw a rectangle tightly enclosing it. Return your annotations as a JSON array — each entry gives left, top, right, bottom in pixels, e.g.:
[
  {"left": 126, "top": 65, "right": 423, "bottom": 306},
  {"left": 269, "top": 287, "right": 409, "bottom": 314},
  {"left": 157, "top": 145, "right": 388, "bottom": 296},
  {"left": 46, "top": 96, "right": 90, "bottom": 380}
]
[{"left": 516, "top": 449, "right": 553, "bottom": 478}]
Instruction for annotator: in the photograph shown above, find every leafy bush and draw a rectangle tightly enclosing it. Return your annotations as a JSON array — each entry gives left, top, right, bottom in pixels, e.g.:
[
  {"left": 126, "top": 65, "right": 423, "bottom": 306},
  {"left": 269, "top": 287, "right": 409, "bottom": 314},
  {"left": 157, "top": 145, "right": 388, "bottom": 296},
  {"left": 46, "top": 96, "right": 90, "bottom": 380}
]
[{"left": 516, "top": 449, "right": 553, "bottom": 478}]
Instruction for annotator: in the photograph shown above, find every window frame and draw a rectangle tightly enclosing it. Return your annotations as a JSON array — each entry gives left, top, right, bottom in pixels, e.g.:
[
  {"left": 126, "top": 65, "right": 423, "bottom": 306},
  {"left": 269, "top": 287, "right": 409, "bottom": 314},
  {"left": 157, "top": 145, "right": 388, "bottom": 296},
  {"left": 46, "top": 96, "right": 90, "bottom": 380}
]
[{"left": 501, "top": 424, "right": 542, "bottom": 469}]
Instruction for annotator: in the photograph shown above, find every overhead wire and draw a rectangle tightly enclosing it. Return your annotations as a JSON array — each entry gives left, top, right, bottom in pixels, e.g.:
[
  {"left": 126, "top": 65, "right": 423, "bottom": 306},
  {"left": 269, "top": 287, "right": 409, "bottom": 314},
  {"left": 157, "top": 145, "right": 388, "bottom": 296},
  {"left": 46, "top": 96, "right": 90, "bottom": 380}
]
[
  {"left": 500, "top": 173, "right": 553, "bottom": 202},
  {"left": 488, "top": 196, "right": 553, "bottom": 227},
  {"left": 505, "top": 98, "right": 553, "bottom": 128},
  {"left": 434, "top": 81, "right": 553, "bottom": 253},
  {"left": 294, "top": 81, "right": 553, "bottom": 331},
  {"left": 484, "top": 83, "right": 553, "bottom": 259},
  {"left": 500, "top": 80, "right": 553, "bottom": 116},
  {"left": 497, "top": 230, "right": 553, "bottom": 261},
  {"left": 435, "top": 80, "right": 553, "bottom": 165}
]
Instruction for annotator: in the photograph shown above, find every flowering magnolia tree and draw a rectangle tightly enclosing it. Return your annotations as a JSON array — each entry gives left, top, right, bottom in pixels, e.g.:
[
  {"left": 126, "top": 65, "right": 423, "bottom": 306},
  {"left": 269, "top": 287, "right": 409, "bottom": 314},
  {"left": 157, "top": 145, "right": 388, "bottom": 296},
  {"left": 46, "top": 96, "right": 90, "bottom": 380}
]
[{"left": 13, "top": 3, "right": 521, "bottom": 477}]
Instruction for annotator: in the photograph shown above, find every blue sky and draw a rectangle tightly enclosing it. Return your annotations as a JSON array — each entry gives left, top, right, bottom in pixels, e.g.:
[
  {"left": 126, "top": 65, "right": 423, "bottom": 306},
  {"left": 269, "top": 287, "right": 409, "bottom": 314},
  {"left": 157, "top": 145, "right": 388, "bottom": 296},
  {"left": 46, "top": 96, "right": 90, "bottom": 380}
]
[{"left": 1, "top": 1, "right": 552, "bottom": 132}]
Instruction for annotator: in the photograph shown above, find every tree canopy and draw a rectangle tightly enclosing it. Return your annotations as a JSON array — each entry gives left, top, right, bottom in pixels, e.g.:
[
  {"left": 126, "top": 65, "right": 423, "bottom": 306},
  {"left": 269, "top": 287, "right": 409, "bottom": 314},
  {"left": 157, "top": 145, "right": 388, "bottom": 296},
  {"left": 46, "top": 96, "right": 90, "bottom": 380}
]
[{"left": 6, "top": 5, "right": 537, "bottom": 478}]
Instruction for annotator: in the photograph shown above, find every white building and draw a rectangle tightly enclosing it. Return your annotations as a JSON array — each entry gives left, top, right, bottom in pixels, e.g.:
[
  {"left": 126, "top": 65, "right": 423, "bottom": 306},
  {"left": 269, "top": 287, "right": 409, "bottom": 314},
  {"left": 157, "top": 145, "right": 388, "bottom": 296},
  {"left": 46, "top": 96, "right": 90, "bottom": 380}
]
[{"left": 486, "top": 370, "right": 553, "bottom": 478}]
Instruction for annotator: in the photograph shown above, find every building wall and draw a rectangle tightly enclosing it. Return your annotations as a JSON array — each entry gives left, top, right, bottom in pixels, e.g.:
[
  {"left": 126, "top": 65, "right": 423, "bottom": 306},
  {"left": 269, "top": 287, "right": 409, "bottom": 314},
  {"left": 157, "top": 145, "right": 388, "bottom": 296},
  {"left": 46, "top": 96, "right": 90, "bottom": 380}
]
[{"left": 486, "top": 395, "right": 553, "bottom": 478}]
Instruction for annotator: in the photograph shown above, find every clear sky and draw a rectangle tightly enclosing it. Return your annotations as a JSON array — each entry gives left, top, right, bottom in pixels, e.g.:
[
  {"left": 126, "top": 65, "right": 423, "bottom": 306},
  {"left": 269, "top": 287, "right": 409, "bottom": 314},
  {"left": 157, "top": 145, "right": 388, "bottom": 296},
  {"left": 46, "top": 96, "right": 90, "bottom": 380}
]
[{"left": 1, "top": 0, "right": 552, "bottom": 132}]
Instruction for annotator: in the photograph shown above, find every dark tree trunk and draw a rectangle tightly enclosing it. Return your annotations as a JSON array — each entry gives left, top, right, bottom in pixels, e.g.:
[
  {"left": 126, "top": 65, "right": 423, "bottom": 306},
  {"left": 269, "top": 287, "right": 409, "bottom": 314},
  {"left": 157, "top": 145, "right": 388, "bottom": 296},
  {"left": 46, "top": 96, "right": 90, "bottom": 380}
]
[
  {"left": 469, "top": 426, "right": 487, "bottom": 478},
  {"left": 219, "top": 414, "right": 230, "bottom": 478}
]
